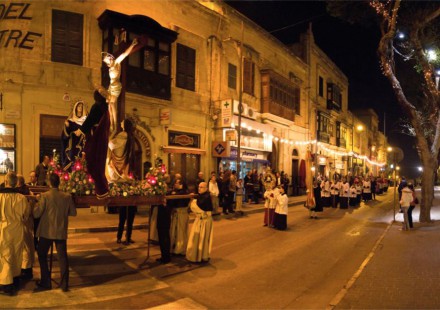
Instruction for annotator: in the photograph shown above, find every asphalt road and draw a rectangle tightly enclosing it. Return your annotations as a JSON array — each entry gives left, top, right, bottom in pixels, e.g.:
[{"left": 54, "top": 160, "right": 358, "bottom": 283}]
[{"left": 2, "top": 191, "right": 397, "bottom": 309}]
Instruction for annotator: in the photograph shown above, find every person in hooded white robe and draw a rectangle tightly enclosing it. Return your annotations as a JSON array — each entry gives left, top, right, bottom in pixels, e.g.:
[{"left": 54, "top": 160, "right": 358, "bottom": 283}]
[
  {"left": 0, "top": 172, "right": 31, "bottom": 295},
  {"left": 186, "top": 182, "right": 213, "bottom": 263}
]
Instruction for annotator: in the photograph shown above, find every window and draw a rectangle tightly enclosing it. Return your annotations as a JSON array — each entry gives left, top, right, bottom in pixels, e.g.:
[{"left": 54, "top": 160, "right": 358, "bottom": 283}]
[
  {"left": 319, "top": 115, "right": 329, "bottom": 133},
  {"left": 228, "top": 63, "right": 237, "bottom": 89},
  {"left": 176, "top": 44, "right": 196, "bottom": 91},
  {"left": 128, "top": 36, "right": 171, "bottom": 77},
  {"left": 51, "top": 10, "right": 83, "bottom": 65},
  {"left": 327, "top": 83, "right": 342, "bottom": 111},
  {"left": 261, "top": 69, "right": 299, "bottom": 121},
  {"left": 98, "top": 10, "right": 177, "bottom": 100},
  {"left": 243, "top": 58, "right": 255, "bottom": 95},
  {"left": 318, "top": 76, "right": 324, "bottom": 97}
]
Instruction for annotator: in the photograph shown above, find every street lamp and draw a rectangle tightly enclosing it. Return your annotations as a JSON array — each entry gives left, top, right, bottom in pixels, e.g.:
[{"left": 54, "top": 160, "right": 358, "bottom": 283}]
[
  {"left": 223, "top": 23, "right": 244, "bottom": 178},
  {"left": 351, "top": 122, "right": 364, "bottom": 175},
  {"left": 387, "top": 146, "right": 398, "bottom": 222}
]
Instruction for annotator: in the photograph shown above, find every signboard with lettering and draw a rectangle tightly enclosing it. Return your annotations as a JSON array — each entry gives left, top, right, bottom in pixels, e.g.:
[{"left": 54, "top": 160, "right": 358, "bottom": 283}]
[
  {"left": 212, "top": 141, "right": 230, "bottom": 157},
  {"left": 0, "top": 3, "right": 43, "bottom": 50},
  {"left": 0, "top": 123, "right": 15, "bottom": 148},
  {"left": 168, "top": 131, "right": 200, "bottom": 148},
  {"left": 221, "top": 100, "right": 232, "bottom": 128}
]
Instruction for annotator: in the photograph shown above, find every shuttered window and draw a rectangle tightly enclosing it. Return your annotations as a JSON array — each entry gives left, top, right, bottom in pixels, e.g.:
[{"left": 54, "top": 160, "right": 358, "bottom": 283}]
[
  {"left": 176, "top": 44, "right": 195, "bottom": 91},
  {"left": 51, "top": 10, "right": 83, "bottom": 65},
  {"left": 228, "top": 63, "right": 237, "bottom": 89},
  {"left": 243, "top": 58, "right": 255, "bottom": 95}
]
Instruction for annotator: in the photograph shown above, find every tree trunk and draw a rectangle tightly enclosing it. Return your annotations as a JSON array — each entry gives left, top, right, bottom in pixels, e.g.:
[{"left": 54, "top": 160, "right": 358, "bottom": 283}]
[{"left": 420, "top": 161, "right": 436, "bottom": 223}]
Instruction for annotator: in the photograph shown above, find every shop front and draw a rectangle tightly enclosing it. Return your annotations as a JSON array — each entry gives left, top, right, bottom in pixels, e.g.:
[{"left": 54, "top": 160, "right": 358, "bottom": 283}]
[
  {"left": 217, "top": 116, "right": 273, "bottom": 179},
  {"left": 218, "top": 148, "right": 270, "bottom": 179},
  {"left": 163, "top": 130, "right": 205, "bottom": 192}
]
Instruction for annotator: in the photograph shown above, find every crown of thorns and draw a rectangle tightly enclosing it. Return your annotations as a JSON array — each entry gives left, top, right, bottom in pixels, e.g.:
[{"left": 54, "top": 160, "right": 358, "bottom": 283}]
[{"left": 101, "top": 52, "right": 115, "bottom": 60}]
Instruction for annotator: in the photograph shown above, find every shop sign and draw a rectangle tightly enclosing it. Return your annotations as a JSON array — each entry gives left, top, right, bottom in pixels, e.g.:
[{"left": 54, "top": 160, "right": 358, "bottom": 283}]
[
  {"left": 230, "top": 148, "right": 263, "bottom": 160},
  {"left": 318, "top": 156, "right": 327, "bottom": 165},
  {"left": 221, "top": 100, "right": 232, "bottom": 127},
  {"left": 168, "top": 131, "right": 200, "bottom": 148},
  {"left": 159, "top": 108, "right": 171, "bottom": 125},
  {"left": 212, "top": 141, "right": 230, "bottom": 157},
  {"left": 242, "top": 151, "right": 258, "bottom": 160}
]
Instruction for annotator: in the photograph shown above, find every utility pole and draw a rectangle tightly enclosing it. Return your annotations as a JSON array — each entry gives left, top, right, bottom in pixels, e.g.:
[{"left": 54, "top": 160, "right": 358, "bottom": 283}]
[{"left": 236, "top": 22, "right": 244, "bottom": 178}]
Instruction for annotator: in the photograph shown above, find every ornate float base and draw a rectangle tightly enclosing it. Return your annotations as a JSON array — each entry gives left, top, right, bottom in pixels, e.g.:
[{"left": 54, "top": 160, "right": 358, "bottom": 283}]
[{"left": 73, "top": 195, "right": 165, "bottom": 208}]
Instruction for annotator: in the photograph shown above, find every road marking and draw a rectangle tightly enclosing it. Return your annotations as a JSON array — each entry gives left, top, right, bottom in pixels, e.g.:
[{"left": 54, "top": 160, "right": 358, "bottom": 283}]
[
  {"left": 1, "top": 278, "right": 168, "bottom": 308},
  {"left": 327, "top": 221, "right": 393, "bottom": 309},
  {"left": 146, "top": 297, "right": 207, "bottom": 309}
]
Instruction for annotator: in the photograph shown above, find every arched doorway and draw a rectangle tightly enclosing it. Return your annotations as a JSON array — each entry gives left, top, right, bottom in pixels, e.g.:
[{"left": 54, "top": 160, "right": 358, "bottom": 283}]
[{"left": 133, "top": 126, "right": 152, "bottom": 180}]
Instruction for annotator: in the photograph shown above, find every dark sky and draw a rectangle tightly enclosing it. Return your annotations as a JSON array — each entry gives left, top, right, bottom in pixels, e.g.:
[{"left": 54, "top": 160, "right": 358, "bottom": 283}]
[{"left": 226, "top": 0, "right": 420, "bottom": 178}]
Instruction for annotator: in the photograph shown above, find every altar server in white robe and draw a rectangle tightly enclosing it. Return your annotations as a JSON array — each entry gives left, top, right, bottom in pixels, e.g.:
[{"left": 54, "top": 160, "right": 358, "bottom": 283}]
[{"left": 0, "top": 172, "right": 32, "bottom": 296}]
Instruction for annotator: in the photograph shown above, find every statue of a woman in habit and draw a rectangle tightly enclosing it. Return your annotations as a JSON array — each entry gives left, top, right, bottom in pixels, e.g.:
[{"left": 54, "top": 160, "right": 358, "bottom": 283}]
[{"left": 61, "top": 100, "right": 88, "bottom": 171}]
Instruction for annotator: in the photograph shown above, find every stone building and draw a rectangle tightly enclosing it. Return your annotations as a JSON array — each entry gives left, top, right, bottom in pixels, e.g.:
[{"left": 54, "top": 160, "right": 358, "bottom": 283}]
[{"left": 0, "top": 0, "right": 313, "bottom": 192}]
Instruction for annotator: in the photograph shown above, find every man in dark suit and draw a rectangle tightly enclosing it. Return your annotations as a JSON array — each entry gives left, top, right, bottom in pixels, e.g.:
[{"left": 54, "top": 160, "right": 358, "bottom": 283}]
[
  {"left": 35, "top": 156, "right": 50, "bottom": 186},
  {"left": 33, "top": 173, "right": 77, "bottom": 292}
]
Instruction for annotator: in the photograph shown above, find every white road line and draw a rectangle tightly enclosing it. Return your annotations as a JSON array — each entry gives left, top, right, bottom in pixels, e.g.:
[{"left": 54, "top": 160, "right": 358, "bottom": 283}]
[
  {"left": 327, "top": 221, "right": 393, "bottom": 309},
  {"left": 146, "top": 297, "right": 207, "bottom": 310}
]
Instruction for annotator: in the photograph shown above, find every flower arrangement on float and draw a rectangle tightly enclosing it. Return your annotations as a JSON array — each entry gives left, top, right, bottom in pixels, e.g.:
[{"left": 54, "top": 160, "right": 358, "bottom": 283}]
[
  {"left": 58, "top": 156, "right": 167, "bottom": 197},
  {"left": 59, "top": 157, "right": 95, "bottom": 196}
]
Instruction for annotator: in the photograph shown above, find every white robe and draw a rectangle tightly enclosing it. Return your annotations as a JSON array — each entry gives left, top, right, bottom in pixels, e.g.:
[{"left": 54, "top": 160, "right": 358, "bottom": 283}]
[
  {"left": 0, "top": 192, "right": 31, "bottom": 285},
  {"left": 186, "top": 199, "right": 213, "bottom": 263}
]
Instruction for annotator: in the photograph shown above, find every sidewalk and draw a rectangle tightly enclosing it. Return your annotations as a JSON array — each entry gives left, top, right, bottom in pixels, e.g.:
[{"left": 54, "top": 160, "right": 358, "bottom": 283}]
[
  {"left": 332, "top": 187, "right": 440, "bottom": 309},
  {"left": 68, "top": 195, "right": 307, "bottom": 233},
  {"left": 334, "top": 220, "right": 440, "bottom": 309}
]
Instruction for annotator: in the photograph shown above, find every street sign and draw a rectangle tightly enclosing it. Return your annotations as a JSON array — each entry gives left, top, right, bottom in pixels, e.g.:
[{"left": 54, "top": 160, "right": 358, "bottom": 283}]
[{"left": 212, "top": 141, "right": 230, "bottom": 157}]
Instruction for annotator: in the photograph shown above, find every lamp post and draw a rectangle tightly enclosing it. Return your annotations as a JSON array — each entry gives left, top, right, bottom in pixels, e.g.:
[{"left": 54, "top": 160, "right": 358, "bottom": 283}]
[
  {"left": 387, "top": 146, "right": 398, "bottom": 222},
  {"left": 224, "top": 23, "right": 244, "bottom": 178},
  {"left": 351, "top": 122, "right": 364, "bottom": 176}
]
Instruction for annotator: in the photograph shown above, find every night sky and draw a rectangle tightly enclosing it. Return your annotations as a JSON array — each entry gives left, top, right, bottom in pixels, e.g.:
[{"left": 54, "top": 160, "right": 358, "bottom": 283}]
[{"left": 225, "top": 0, "right": 420, "bottom": 179}]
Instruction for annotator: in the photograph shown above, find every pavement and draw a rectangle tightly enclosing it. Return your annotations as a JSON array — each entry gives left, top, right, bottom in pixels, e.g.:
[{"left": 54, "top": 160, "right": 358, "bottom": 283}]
[
  {"left": 68, "top": 195, "right": 308, "bottom": 234},
  {"left": 68, "top": 188, "right": 440, "bottom": 309},
  {"left": 4, "top": 188, "right": 440, "bottom": 308}
]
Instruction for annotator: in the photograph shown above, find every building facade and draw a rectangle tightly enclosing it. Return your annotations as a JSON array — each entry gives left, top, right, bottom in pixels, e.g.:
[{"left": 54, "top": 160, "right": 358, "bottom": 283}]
[{"left": 0, "top": 0, "right": 316, "bottom": 192}]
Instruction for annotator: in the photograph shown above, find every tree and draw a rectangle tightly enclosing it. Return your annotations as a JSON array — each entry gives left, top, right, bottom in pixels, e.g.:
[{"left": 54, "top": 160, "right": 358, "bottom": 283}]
[{"left": 328, "top": 1, "right": 440, "bottom": 222}]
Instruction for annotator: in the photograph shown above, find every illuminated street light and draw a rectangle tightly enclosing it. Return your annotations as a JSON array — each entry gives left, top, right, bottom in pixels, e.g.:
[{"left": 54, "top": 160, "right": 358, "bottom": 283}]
[
  {"left": 427, "top": 49, "right": 437, "bottom": 62},
  {"left": 351, "top": 120, "right": 364, "bottom": 175},
  {"left": 387, "top": 146, "right": 398, "bottom": 222},
  {"left": 418, "top": 166, "right": 423, "bottom": 172},
  {"left": 397, "top": 32, "right": 405, "bottom": 39}
]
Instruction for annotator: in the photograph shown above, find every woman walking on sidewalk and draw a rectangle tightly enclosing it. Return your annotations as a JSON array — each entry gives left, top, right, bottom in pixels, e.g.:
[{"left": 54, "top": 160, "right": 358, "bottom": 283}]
[
  {"left": 399, "top": 183, "right": 413, "bottom": 231},
  {"left": 407, "top": 183, "right": 417, "bottom": 229}
]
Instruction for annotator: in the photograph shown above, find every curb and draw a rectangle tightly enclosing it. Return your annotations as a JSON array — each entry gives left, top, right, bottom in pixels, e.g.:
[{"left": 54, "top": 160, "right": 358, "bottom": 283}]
[{"left": 68, "top": 199, "right": 306, "bottom": 234}]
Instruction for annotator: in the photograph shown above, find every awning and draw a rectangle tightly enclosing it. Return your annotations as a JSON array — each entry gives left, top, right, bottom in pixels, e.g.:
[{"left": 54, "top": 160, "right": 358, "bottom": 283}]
[{"left": 162, "top": 146, "right": 206, "bottom": 155}]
